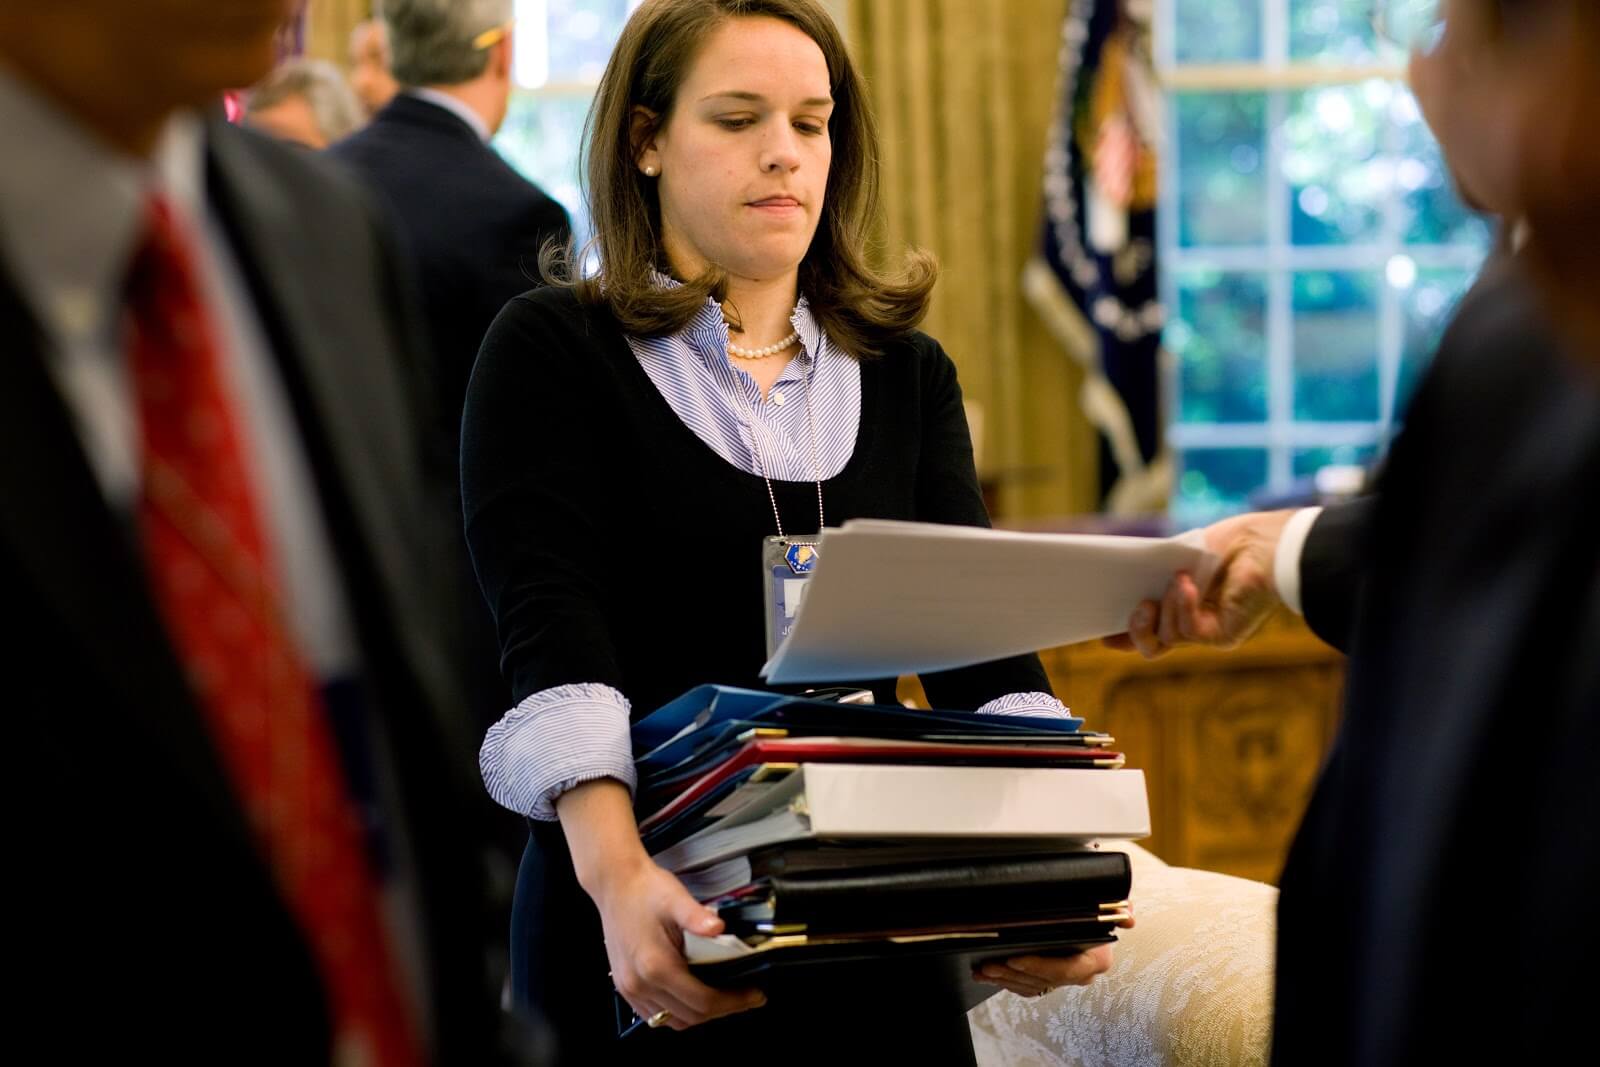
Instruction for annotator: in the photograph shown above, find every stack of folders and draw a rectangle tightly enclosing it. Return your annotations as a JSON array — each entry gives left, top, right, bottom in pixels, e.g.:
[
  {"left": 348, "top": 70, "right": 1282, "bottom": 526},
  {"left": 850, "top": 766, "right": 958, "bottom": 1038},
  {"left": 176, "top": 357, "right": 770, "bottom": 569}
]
[{"left": 631, "top": 685, "right": 1150, "bottom": 1008}]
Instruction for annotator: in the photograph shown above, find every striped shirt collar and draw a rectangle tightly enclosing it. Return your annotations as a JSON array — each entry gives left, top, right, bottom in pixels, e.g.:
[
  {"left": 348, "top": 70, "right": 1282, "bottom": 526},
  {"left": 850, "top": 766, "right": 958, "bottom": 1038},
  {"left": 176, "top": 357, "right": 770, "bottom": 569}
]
[{"left": 646, "top": 269, "right": 825, "bottom": 378}]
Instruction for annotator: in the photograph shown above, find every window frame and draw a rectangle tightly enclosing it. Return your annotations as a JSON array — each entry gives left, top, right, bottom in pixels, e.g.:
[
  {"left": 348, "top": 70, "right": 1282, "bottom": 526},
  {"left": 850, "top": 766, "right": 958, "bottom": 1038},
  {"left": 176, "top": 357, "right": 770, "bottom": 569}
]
[{"left": 1154, "top": 0, "right": 1488, "bottom": 517}]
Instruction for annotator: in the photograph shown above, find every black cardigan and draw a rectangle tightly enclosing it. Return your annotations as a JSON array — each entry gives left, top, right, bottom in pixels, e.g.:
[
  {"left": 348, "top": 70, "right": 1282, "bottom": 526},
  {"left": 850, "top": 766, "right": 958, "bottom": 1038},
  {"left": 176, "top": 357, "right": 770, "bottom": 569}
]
[{"left": 461, "top": 286, "right": 1054, "bottom": 719}]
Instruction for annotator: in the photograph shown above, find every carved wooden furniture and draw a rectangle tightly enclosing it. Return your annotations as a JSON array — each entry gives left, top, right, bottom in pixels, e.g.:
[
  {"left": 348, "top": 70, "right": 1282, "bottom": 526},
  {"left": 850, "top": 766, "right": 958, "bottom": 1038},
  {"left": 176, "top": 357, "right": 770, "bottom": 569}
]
[{"left": 901, "top": 612, "right": 1343, "bottom": 884}]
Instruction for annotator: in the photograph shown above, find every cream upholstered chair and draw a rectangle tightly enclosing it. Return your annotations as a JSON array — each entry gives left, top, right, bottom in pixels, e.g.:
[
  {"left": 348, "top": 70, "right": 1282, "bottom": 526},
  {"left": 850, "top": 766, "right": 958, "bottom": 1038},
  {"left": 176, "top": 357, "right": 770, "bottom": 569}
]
[{"left": 968, "top": 843, "right": 1277, "bottom": 1067}]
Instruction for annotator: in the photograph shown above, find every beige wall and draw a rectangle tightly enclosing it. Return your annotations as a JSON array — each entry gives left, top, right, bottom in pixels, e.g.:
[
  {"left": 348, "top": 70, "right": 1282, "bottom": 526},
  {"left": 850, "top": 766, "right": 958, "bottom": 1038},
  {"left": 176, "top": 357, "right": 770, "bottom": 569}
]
[{"left": 847, "top": 0, "right": 1098, "bottom": 519}]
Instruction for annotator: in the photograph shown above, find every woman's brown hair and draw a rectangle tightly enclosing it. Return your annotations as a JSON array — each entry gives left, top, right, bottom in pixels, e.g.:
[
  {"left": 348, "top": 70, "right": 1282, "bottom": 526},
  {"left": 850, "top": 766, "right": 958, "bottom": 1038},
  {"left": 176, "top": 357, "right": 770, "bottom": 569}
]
[{"left": 542, "top": 0, "right": 937, "bottom": 358}]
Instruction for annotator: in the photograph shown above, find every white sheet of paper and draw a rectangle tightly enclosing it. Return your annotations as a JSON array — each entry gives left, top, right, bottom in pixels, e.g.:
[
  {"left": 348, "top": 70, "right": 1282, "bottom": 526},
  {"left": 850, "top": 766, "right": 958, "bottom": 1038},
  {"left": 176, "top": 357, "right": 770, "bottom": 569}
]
[
  {"left": 760, "top": 519, "right": 1215, "bottom": 683},
  {"left": 682, "top": 932, "right": 757, "bottom": 963}
]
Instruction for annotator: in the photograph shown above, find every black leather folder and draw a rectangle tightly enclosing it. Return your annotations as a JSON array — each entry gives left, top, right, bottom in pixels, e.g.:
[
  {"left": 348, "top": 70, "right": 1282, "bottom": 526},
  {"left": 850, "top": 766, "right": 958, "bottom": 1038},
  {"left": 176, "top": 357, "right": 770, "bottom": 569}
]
[{"left": 713, "top": 850, "right": 1132, "bottom": 935}]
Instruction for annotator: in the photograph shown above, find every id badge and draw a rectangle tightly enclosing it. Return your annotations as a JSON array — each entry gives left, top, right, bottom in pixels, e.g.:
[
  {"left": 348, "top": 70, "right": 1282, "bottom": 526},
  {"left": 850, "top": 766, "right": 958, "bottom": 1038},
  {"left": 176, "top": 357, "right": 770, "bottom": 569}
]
[{"left": 762, "top": 535, "right": 819, "bottom": 657}]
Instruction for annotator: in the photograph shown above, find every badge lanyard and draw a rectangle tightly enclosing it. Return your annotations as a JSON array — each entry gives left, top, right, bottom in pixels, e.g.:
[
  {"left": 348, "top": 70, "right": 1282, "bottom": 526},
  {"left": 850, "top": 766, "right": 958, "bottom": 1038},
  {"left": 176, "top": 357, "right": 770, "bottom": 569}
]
[{"left": 746, "top": 354, "right": 825, "bottom": 658}]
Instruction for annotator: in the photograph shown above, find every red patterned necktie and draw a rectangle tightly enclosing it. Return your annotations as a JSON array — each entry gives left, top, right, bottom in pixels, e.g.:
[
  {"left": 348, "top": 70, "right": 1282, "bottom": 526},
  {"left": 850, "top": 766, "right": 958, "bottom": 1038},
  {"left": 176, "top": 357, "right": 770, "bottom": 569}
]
[{"left": 127, "top": 194, "right": 424, "bottom": 1067}]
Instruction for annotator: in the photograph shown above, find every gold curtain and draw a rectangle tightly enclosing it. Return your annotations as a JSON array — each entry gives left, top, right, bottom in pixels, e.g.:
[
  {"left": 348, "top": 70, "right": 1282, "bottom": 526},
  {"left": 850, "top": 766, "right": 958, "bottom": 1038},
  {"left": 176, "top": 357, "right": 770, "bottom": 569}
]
[
  {"left": 305, "top": 0, "right": 374, "bottom": 69},
  {"left": 847, "top": 0, "right": 1098, "bottom": 519}
]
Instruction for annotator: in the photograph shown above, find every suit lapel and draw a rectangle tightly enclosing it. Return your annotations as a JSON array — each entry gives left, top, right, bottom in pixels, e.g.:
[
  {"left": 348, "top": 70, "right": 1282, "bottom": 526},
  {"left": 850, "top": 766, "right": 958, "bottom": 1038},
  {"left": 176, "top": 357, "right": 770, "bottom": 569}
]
[
  {"left": 0, "top": 267, "right": 257, "bottom": 835},
  {"left": 202, "top": 122, "right": 478, "bottom": 772}
]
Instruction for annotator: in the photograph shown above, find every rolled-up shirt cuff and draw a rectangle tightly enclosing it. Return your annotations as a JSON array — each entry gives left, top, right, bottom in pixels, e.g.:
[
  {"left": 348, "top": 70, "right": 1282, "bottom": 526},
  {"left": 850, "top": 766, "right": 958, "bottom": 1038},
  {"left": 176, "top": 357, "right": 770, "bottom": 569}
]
[
  {"left": 478, "top": 682, "right": 637, "bottom": 822},
  {"left": 1273, "top": 506, "right": 1324, "bottom": 617},
  {"left": 975, "top": 691, "right": 1073, "bottom": 721}
]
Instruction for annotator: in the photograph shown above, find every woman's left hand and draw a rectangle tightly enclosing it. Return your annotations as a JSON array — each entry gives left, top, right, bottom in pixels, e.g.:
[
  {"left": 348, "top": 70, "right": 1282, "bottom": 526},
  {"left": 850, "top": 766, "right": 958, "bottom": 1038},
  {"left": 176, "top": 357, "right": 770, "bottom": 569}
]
[{"left": 973, "top": 914, "right": 1134, "bottom": 998}]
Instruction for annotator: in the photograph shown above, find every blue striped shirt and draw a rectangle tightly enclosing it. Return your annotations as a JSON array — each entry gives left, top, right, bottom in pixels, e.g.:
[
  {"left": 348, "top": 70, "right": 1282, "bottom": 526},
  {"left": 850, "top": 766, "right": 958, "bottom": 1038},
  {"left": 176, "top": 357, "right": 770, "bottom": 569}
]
[
  {"left": 631, "top": 291, "right": 859, "bottom": 485},
  {"left": 479, "top": 287, "right": 1069, "bottom": 821}
]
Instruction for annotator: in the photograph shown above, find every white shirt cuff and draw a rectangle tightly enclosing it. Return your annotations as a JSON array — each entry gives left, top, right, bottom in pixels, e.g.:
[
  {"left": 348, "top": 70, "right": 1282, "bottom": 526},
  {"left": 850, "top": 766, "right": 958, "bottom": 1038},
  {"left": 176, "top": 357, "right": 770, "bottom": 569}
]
[
  {"left": 478, "top": 682, "right": 637, "bottom": 822},
  {"left": 1273, "top": 506, "right": 1324, "bottom": 617}
]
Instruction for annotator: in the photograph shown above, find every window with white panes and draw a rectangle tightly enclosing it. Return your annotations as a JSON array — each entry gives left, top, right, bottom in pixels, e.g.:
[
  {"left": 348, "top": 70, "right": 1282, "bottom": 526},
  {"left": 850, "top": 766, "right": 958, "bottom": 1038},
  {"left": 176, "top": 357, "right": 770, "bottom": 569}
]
[
  {"left": 1157, "top": 0, "right": 1491, "bottom": 525},
  {"left": 493, "top": 0, "right": 644, "bottom": 259}
]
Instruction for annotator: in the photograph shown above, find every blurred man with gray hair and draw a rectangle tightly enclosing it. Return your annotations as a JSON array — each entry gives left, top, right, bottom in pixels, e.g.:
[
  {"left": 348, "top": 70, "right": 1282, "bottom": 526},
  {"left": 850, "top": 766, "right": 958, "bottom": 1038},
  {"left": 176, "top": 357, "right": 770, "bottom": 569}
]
[
  {"left": 329, "top": 0, "right": 570, "bottom": 742},
  {"left": 245, "top": 57, "right": 365, "bottom": 149}
]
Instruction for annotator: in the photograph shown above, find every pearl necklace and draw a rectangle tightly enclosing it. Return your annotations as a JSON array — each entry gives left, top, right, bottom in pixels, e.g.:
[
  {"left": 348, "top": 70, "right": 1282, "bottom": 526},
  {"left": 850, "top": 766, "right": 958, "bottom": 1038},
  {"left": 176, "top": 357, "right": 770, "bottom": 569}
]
[{"left": 727, "top": 330, "right": 800, "bottom": 360}]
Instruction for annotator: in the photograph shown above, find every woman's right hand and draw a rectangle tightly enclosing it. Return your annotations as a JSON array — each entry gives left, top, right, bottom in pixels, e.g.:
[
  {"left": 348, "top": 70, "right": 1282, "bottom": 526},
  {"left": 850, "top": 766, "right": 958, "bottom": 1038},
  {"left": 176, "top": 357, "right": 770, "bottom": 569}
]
[
  {"left": 590, "top": 855, "right": 767, "bottom": 1031},
  {"left": 557, "top": 778, "right": 766, "bottom": 1032}
]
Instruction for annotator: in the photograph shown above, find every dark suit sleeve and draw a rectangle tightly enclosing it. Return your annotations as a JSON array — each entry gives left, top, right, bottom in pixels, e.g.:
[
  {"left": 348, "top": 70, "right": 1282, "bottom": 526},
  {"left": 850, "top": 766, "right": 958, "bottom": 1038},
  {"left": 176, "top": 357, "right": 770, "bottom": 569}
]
[
  {"left": 364, "top": 185, "right": 458, "bottom": 509},
  {"left": 460, "top": 294, "right": 626, "bottom": 703},
  {"left": 908, "top": 338, "right": 1057, "bottom": 709},
  {"left": 1299, "top": 496, "right": 1377, "bottom": 653}
]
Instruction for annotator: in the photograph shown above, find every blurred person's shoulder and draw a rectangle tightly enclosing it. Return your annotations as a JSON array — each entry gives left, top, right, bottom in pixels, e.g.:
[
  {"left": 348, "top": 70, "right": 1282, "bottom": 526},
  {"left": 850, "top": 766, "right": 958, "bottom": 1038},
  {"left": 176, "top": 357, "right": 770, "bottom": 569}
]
[
  {"left": 478, "top": 141, "right": 570, "bottom": 231},
  {"left": 1427, "top": 253, "right": 1592, "bottom": 416},
  {"left": 208, "top": 115, "right": 392, "bottom": 252},
  {"left": 1397, "top": 251, "right": 1599, "bottom": 516},
  {"left": 325, "top": 98, "right": 423, "bottom": 170}
]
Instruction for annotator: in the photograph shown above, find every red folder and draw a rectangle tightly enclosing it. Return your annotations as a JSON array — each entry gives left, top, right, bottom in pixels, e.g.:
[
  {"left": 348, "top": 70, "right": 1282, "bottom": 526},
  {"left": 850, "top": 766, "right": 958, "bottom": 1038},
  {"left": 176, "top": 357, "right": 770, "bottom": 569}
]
[{"left": 638, "top": 735, "right": 1123, "bottom": 832}]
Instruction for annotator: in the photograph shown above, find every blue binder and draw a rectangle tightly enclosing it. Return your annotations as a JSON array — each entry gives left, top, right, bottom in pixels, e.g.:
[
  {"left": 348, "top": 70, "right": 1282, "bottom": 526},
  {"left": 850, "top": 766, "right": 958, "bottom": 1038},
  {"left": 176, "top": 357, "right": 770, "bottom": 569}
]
[{"left": 631, "top": 684, "right": 1088, "bottom": 772}]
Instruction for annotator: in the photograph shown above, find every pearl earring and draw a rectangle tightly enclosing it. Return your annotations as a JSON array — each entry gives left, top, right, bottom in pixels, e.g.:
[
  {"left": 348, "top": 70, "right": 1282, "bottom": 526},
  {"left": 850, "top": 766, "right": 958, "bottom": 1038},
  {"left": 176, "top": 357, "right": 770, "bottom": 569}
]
[{"left": 643, "top": 164, "right": 658, "bottom": 177}]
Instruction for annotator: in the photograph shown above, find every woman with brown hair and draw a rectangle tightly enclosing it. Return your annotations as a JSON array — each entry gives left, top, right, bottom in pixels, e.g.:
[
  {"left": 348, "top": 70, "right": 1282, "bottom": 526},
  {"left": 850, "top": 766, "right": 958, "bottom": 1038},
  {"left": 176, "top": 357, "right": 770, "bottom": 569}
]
[{"left": 461, "top": 0, "right": 1112, "bottom": 1059}]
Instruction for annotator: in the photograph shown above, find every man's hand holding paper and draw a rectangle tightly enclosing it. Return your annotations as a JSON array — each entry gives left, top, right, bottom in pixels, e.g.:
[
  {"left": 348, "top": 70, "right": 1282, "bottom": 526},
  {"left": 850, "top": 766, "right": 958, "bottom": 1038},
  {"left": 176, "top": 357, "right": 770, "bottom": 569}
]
[
  {"left": 1104, "top": 509, "right": 1296, "bottom": 660},
  {"left": 760, "top": 519, "right": 1219, "bottom": 683}
]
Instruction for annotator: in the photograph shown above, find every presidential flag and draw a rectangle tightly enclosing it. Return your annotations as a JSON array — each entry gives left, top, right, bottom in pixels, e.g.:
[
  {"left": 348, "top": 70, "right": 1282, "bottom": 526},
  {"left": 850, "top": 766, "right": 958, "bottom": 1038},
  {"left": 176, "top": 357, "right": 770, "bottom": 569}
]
[{"left": 1024, "top": 0, "right": 1170, "bottom": 513}]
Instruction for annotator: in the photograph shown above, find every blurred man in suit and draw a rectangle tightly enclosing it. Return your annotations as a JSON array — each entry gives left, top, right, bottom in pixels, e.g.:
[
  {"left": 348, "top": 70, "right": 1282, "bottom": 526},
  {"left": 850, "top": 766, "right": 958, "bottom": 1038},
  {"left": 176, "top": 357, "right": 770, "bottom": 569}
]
[
  {"left": 350, "top": 16, "right": 401, "bottom": 117},
  {"left": 330, "top": 0, "right": 571, "bottom": 728},
  {"left": 331, "top": 0, "right": 570, "bottom": 420},
  {"left": 0, "top": 2, "right": 539, "bottom": 1062},
  {"left": 1112, "top": 3, "right": 1598, "bottom": 1064}
]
